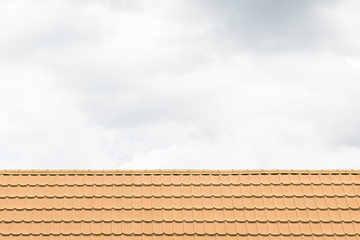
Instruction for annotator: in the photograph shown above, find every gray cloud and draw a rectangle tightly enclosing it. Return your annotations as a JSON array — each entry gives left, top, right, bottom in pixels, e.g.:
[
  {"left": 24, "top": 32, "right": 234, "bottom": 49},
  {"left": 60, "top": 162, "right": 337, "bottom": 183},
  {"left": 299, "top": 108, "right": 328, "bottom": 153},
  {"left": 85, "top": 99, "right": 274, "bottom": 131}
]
[
  {"left": 0, "top": 0, "right": 360, "bottom": 169},
  {"left": 192, "top": 0, "right": 358, "bottom": 55}
]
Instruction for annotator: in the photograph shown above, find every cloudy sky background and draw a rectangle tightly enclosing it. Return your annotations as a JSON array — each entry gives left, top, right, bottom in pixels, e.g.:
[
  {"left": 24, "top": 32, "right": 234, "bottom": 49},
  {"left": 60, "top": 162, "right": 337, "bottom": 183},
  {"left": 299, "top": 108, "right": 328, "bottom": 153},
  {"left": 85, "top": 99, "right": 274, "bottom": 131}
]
[{"left": 1, "top": 0, "right": 360, "bottom": 169}]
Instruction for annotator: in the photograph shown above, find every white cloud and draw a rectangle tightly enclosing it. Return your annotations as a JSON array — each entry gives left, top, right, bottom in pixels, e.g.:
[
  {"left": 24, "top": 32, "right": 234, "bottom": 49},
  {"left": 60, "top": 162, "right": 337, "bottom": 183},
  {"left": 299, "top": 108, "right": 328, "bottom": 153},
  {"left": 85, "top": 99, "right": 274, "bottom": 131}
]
[{"left": 0, "top": 0, "right": 360, "bottom": 169}]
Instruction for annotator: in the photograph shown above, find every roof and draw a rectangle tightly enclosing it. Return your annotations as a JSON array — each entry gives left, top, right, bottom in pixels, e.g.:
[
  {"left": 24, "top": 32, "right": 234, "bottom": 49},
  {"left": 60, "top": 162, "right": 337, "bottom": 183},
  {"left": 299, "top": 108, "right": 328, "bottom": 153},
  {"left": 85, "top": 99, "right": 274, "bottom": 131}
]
[{"left": 0, "top": 169, "right": 359, "bottom": 240}]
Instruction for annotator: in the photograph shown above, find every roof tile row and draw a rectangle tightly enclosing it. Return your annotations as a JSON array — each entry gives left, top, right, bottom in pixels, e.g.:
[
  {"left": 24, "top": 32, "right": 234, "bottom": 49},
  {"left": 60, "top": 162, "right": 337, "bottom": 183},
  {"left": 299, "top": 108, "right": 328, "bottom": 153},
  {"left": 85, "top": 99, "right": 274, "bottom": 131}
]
[
  {"left": 0, "top": 184, "right": 359, "bottom": 197},
  {"left": 0, "top": 221, "right": 359, "bottom": 235},
  {"left": 0, "top": 235, "right": 358, "bottom": 240},
  {"left": 1, "top": 209, "right": 359, "bottom": 222},
  {"left": 0, "top": 196, "right": 359, "bottom": 209},
  {"left": 0, "top": 173, "right": 359, "bottom": 185}
]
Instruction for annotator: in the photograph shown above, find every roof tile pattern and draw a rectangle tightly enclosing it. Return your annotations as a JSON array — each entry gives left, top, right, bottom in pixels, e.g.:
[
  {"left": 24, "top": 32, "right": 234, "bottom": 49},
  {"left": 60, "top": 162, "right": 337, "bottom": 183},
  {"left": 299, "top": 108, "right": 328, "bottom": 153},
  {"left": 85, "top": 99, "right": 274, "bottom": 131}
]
[{"left": 0, "top": 170, "right": 359, "bottom": 239}]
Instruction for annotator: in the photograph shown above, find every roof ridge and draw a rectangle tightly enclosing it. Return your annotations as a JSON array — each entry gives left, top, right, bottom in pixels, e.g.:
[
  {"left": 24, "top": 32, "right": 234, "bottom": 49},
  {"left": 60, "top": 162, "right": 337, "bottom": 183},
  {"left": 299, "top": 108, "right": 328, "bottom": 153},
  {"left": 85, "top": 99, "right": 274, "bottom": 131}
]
[{"left": 0, "top": 169, "right": 359, "bottom": 174}]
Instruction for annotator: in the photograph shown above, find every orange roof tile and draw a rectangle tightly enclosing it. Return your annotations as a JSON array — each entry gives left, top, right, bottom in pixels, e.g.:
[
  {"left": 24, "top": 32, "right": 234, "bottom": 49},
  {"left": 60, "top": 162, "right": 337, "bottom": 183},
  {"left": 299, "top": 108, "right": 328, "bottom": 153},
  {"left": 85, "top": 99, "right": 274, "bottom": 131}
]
[{"left": 0, "top": 169, "right": 359, "bottom": 239}]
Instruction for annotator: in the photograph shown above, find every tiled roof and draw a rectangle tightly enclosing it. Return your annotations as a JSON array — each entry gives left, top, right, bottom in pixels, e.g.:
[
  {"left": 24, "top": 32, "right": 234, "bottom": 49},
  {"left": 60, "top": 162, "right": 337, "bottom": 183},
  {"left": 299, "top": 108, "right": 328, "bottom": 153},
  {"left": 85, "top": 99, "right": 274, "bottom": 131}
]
[{"left": 0, "top": 169, "right": 359, "bottom": 240}]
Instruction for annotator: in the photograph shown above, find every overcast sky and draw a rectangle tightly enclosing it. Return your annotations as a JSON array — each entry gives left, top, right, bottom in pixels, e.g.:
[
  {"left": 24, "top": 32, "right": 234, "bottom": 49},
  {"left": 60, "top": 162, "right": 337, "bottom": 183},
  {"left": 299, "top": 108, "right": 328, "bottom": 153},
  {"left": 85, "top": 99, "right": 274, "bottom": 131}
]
[{"left": 1, "top": 0, "right": 360, "bottom": 169}]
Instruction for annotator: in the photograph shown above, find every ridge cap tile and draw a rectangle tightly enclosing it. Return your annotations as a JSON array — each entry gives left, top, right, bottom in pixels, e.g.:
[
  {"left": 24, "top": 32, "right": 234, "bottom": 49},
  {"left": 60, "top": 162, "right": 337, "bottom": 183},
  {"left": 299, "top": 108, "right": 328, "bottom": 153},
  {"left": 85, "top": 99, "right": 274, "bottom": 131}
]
[{"left": 1, "top": 169, "right": 360, "bottom": 175}]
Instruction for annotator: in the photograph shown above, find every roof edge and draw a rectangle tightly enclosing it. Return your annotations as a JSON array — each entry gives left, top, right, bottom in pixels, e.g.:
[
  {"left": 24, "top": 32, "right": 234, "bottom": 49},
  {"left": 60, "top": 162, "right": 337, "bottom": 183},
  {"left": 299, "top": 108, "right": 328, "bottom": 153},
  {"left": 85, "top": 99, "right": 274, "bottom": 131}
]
[{"left": 0, "top": 169, "right": 359, "bottom": 174}]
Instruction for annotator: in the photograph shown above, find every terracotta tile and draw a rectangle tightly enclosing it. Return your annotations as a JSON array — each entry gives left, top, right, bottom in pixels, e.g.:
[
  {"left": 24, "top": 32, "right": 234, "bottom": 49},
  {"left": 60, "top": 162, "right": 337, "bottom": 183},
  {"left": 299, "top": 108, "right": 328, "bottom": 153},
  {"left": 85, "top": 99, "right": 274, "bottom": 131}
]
[
  {"left": 168, "top": 173, "right": 180, "bottom": 183},
  {"left": 154, "top": 209, "right": 166, "bottom": 221},
  {"left": 289, "top": 222, "right": 302, "bottom": 235},
  {"left": 200, "top": 209, "right": 213, "bottom": 220},
  {"left": 288, "top": 174, "right": 302, "bottom": 184},
  {"left": 214, "top": 209, "right": 226, "bottom": 221},
  {"left": 231, "top": 185, "right": 242, "bottom": 196},
  {"left": 266, "top": 174, "right": 280, "bottom": 185},
  {"left": 305, "top": 209, "right": 319, "bottom": 221},
  {"left": 159, "top": 197, "right": 171, "bottom": 208},
  {"left": 275, "top": 208, "right": 292, "bottom": 221},
  {"left": 269, "top": 184, "right": 284, "bottom": 196},
  {"left": 234, "top": 196, "right": 247, "bottom": 208},
  {"left": 315, "top": 185, "right": 328, "bottom": 196},
  {"left": 240, "top": 185, "right": 253, "bottom": 196},
  {"left": 189, "top": 196, "right": 201, "bottom": 208},
  {"left": 233, "top": 209, "right": 245, "bottom": 221},
  {"left": 221, "top": 197, "right": 233, "bottom": 209},
  {"left": 215, "top": 221, "right": 227, "bottom": 235},
  {"left": 0, "top": 175, "right": 11, "bottom": 185},
  {"left": 318, "top": 174, "right": 333, "bottom": 184},
  {"left": 181, "top": 221, "right": 193, "bottom": 234},
  {"left": 239, "top": 174, "right": 251, "bottom": 185},
  {"left": 254, "top": 209, "right": 267, "bottom": 221},
  {"left": 210, "top": 185, "right": 222, "bottom": 196},
  {"left": 203, "top": 197, "right": 215, "bottom": 208},
  {"left": 284, "top": 197, "right": 298, "bottom": 208},
  {"left": 272, "top": 197, "right": 286, "bottom": 209},
  {"left": 349, "top": 209, "right": 360, "bottom": 220},
  {"left": 250, "top": 174, "right": 263, "bottom": 185},
  {"left": 311, "top": 222, "right": 325, "bottom": 235},
  {"left": 259, "top": 185, "right": 272, "bottom": 196},
  {"left": 133, "top": 174, "right": 145, "bottom": 185},
  {"left": 246, "top": 222, "right": 260, "bottom": 235},
  {"left": 274, "top": 209, "right": 288, "bottom": 221},
  {"left": 307, "top": 174, "right": 322, "bottom": 184},
  {"left": 259, "top": 222, "right": 272, "bottom": 234},
  {"left": 244, "top": 209, "right": 256, "bottom": 221},
  {"left": 101, "top": 174, "right": 114, "bottom": 185},
  {"left": 181, "top": 209, "right": 193, "bottom": 221},
  {"left": 69, "top": 210, "right": 84, "bottom": 221},
  {"left": 26, "top": 175, "right": 40, "bottom": 185},
  {"left": 3, "top": 198, "right": 16, "bottom": 209},
  {"left": 209, "top": 174, "right": 222, "bottom": 184},
  {"left": 252, "top": 185, "right": 264, "bottom": 196},
  {"left": 260, "top": 197, "right": 274, "bottom": 208},
  {"left": 173, "top": 221, "right": 184, "bottom": 234},
  {"left": 109, "top": 174, "right": 122, "bottom": 184},
  {"left": 349, "top": 174, "right": 360, "bottom": 184},
  {"left": 220, "top": 185, "right": 232, "bottom": 196},
  {"left": 322, "top": 185, "right": 336, "bottom": 196},
  {"left": 300, "top": 209, "right": 321, "bottom": 224},
  {"left": 169, "top": 185, "right": 182, "bottom": 196},
  {"left": 0, "top": 210, "right": 6, "bottom": 220},
  {"left": 158, "top": 173, "right": 171, "bottom": 185},
  {"left": 332, "top": 185, "right": 347, "bottom": 196},
  {"left": 142, "top": 198, "right": 154, "bottom": 209},
  {"left": 191, "top": 185, "right": 202, "bottom": 196},
  {"left": 182, "top": 186, "right": 193, "bottom": 196},
  {"left": 278, "top": 174, "right": 292, "bottom": 185},
  {"left": 300, "top": 222, "right": 314, "bottom": 235},
  {"left": 198, "top": 174, "right": 211, "bottom": 184},
  {"left": 342, "top": 222, "right": 357, "bottom": 235},
  {"left": 278, "top": 222, "right": 292, "bottom": 235},
  {"left": 329, "top": 174, "right": 343, "bottom": 184},
  {"left": 188, "top": 174, "right": 201, "bottom": 185},
  {"left": 223, "top": 174, "right": 233, "bottom": 185},
  {"left": 169, "top": 197, "right": 181, "bottom": 208},
  {"left": 154, "top": 221, "right": 166, "bottom": 235},
  {"left": 343, "top": 185, "right": 357, "bottom": 195},
  {"left": 179, "top": 175, "right": 191, "bottom": 185},
  {"left": 204, "top": 221, "right": 216, "bottom": 235},
  {"left": 14, "top": 209, "right": 30, "bottom": 221},
  {"left": 267, "top": 221, "right": 280, "bottom": 235},
  {"left": 0, "top": 222, "right": 11, "bottom": 235},
  {"left": 151, "top": 197, "right": 163, "bottom": 209},
  {"left": 290, "top": 184, "right": 304, "bottom": 196},
  {"left": 223, "top": 209, "right": 235, "bottom": 221}
]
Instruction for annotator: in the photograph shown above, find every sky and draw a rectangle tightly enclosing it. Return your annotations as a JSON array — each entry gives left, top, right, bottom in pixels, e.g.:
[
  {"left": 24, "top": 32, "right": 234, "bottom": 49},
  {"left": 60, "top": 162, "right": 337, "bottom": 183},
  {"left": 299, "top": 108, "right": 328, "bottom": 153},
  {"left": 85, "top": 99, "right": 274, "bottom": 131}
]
[{"left": 1, "top": 0, "right": 360, "bottom": 170}]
